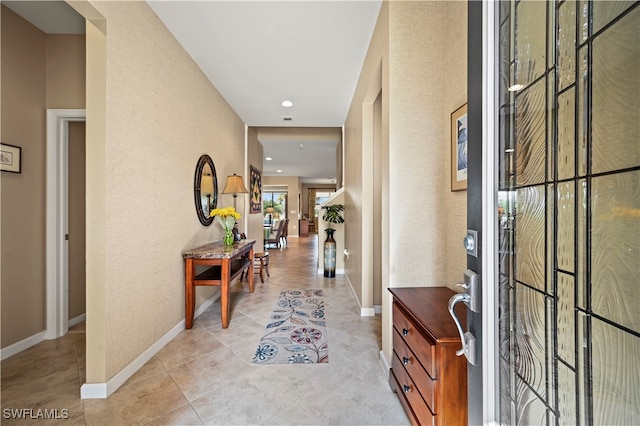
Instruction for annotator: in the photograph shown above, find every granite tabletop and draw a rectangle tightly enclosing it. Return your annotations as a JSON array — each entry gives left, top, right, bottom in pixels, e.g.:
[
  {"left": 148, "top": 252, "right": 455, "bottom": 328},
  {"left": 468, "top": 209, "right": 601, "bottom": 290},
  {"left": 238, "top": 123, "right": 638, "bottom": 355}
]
[{"left": 182, "top": 239, "right": 256, "bottom": 259}]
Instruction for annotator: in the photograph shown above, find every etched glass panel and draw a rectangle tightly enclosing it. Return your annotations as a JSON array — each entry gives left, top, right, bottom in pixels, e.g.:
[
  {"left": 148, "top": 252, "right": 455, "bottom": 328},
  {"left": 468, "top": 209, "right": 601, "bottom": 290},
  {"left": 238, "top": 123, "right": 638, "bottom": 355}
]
[
  {"left": 499, "top": 194, "right": 512, "bottom": 277},
  {"left": 499, "top": 274, "right": 512, "bottom": 360},
  {"left": 577, "top": 311, "right": 588, "bottom": 424},
  {"left": 558, "top": 362, "right": 577, "bottom": 424},
  {"left": 557, "top": 181, "right": 575, "bottom": 272},
  {"left": 577, "top": 47, "right": 588, "bottom": 177},
  {"left": 577, "top": 179, "right": 587, "bottom": 309},
  {"left": 515, "top": 376, "right": 550, "bottom": 424},
  {"left": 593, "top": 1, "right": 635, "bottom": 35},
  {"left": 546, "top": 184, "right": 554, "bottom": 295},
  {"left": 547, "top": 70, "right": 555, "bottom": 181},
  {"left": 591, "top": 171, "right": 640, "bottom": 333},
  {"left": 515, "top": 78, "right": 547, "bottom": 186},
  {"left": 516, "top": 185, "right": 545, "bottom": 291},
  {"left": 578, "top": 0, "right": 589, "bottom": 42},
  {"left": 500, "top": 19, "right": 512, "bottom": 107},
  {"left": 514, "top": 284, "right": 547, "bottom": 398},
  {"left": 548, "top": 0, "right": 555, "bottom": 69},
  {"left": 558, "top": 0, "right": 576, "bottom": 91},
  {"left": 592, "top": 8, "right": 640, "bottom": 174},
  {"left": 558, "top": 88, "right": 576, "bottom": 180},
  {"left": 546, "top": 296, "right": 555, "bottom": 408},
  {"left": 500, "top": 354, "right": 512, "bottom": 425},
  {"left": 592, "top": 318, "right": 640, "bottom": 424},
  {"left": 515, "top": 1, "right": 547, "bottom": 87},
  {"left": 557, "top": 272, "right": 575, "bottom": 366}
]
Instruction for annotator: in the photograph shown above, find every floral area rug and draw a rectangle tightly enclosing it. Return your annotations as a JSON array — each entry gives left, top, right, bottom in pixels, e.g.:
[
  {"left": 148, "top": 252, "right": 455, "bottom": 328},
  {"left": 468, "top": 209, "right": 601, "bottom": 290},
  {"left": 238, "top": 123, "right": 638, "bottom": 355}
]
[{"left": 253, "top": 289, "right": 328, "bottom": 364}]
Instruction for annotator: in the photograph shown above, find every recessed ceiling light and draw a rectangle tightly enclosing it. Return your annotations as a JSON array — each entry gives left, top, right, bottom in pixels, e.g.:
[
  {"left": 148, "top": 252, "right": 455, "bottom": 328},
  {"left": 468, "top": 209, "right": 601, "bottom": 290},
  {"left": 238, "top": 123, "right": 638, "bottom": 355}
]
[
  {"left": 281, "top": 100, "right": 293, "bottom": 107},
  {"left": 508, "top": 84, "right": 524, "bottom": 92},
  {"left": 265, "top": 157, "right": 272, "bottom": 161},
  {"left": 277, "top": 169, "right": 283, "bottom": 173},
  {"left": 299, "top": 144, "right": 304, "bottom": 149}
]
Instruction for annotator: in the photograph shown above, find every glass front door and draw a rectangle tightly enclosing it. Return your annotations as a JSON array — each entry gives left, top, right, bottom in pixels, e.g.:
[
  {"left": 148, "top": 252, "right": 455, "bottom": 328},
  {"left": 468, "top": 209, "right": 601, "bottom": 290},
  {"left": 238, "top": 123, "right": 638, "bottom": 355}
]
[{"left": 496, "top": 1, "right": 639, "bottom": 424}]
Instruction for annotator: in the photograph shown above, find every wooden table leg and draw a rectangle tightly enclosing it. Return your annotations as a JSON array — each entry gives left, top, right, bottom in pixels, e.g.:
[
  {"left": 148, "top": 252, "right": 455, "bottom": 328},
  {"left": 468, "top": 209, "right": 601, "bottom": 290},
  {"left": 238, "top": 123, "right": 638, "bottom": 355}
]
[
  {"left": 221, "top": 258, "right": 230, "bottom": 329},
  {"left": 258, "top": 257, "right": 265, "bottom": 283},
  {"left": 248, "top": 247, "right": 255, "bottom": 293},
  {"left": 185, "top": 258, "right": 195, "bottom": 329}
]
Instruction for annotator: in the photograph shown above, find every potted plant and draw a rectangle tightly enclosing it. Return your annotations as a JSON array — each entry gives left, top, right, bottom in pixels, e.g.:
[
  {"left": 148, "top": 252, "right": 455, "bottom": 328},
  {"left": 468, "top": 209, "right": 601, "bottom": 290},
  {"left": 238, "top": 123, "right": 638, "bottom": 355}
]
[
  {"left": 321, "top": 204, "right": 345, "bottom": 277},
  {"left": 322, "top": 204, "right": 345, "bottom": 229}
]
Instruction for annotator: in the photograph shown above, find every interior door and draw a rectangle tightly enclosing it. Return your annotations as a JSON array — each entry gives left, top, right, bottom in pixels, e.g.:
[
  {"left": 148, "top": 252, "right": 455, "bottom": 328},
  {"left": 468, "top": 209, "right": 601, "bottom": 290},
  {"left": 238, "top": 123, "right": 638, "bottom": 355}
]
[
  {"left": 467, "top": 1, "right": 639, "bottom": 424},
  {"left": 493, "top": 1, "right": 639, "bottom": 424},
  {"left": 466, "top": 1, "right": 485, "bottom": 423}
]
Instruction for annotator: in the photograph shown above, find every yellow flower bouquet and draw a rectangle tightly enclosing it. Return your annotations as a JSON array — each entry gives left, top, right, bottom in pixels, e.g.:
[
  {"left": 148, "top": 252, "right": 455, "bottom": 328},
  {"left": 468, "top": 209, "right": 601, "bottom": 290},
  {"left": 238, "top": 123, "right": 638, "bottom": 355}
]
[{"left": 210, "top": 207, "right": 241, "bottom": 246}]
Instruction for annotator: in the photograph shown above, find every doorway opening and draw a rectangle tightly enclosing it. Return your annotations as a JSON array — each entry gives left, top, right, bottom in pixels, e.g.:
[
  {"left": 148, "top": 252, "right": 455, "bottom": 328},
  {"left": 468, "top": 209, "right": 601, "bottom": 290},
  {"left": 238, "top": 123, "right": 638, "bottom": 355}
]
[{"left": 46, "top": 109, "right": 86, "bottom": 339}]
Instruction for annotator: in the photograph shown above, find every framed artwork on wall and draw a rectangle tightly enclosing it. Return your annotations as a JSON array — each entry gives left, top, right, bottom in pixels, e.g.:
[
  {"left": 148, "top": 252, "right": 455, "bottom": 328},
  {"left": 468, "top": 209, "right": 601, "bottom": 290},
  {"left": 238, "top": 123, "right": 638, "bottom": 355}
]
[
  {"left": 451, "top": 103, "right": 468, "bottom": 191},
  {"left": 250, "top": 165, "right": 262, "bottom": 214},
  {"left": 1, "top": 143, "right": 22, "bottom": 173}
]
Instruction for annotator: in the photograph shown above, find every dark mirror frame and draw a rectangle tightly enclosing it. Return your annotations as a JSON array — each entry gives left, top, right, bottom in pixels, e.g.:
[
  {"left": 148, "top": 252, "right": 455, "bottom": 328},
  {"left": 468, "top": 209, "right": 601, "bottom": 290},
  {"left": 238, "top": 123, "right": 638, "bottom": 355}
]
[{"left": 194, "top": 154, "right": 218, "bottom": 226}]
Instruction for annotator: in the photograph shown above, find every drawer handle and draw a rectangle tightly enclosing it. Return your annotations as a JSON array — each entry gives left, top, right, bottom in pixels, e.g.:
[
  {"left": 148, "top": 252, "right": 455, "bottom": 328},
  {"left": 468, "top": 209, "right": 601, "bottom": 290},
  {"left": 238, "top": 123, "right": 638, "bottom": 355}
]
[
  {"left": 402, "top": 356, "right": 411, "bottom": 365},
  {"left": 402, "top": 328, "right": 409, "bottom": 336},
  {"left": 403, "top": 384, "right": 411, "bottom": 393}
]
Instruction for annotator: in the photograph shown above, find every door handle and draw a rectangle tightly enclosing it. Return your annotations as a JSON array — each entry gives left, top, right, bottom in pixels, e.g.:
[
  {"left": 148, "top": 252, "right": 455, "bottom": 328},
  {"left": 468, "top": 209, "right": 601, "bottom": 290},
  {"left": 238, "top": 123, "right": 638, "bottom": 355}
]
[
  {"left": 448, "top": 293, "right": 469, "bottom": 357},
  {"left": 448, "top": 293, "right": 477, "bottom": 365}
]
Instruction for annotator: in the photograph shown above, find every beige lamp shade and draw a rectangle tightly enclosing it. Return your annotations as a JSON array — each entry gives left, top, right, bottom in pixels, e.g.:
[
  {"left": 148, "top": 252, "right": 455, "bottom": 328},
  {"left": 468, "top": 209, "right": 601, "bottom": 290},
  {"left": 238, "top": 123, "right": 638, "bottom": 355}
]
[
  {"left": 201, "top": 173, "right": 214, "bottom": 196},
  {"left": 222, "top": 174, "right": 249, "bottom": 195},
  {"left": 265, "top": 207, "right": 275, "bottom": 214}
]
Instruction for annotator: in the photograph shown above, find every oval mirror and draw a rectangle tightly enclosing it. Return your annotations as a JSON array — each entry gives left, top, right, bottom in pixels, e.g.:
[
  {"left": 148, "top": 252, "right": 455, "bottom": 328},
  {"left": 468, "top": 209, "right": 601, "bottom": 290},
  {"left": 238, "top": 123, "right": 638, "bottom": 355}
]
[{"left": 194, "top": 154, "right": 218, "bottom": 226}]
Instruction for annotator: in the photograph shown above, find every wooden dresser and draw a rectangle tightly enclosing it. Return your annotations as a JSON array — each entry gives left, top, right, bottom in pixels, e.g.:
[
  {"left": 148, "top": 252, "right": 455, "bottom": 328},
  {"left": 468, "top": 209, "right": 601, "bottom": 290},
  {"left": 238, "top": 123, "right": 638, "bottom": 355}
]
[
  {"left": 299, "top": 218, "right": 309, "bottom": 237},
  {"left": 389, "top": 287, "right": 467, "bottom": 426}
]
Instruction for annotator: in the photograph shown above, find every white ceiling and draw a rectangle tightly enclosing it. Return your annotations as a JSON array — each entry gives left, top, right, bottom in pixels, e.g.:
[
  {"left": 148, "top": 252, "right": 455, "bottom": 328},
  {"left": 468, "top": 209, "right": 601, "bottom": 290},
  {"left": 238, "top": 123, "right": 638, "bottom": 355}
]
[
  {"left": 3, "top": 0, "right": 382, "bottom": 183},
  {"left": 2, "top": 1, "right": 85, "bottom": 34}
]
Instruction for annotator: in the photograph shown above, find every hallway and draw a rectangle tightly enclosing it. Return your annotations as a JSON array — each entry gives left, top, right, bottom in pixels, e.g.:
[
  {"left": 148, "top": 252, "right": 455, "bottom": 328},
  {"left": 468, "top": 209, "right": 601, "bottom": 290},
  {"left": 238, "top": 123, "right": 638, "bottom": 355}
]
[{"left": 1, "top": 236, "right": 409, "bottom": 425}]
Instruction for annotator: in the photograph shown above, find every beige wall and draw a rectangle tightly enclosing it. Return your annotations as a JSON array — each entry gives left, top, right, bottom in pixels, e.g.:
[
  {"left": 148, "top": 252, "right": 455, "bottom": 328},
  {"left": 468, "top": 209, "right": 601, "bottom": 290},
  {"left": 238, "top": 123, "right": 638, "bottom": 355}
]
[
  {"left": 344, "top": 1, "right": 388, "bottom": 310},
  {"left": 1, "top": 7, "right": 86, "bottom": 348},
  {"left": 46, "top": 34, "right": 86, "bottom": 108},
  {"left": 443, "top": 1, "right": 469, "bottom": 287},
  {"left": 246, "top": 127, "right": 265, "bottom": 249},
  {"left": 344, "top": 1, "right": 467, "bottom": 360},
  {"left": 1, "top": 6, "right": 48, "bottom": 348},
  {"left": 80, "top": 1, "right": 246, "bottom": 381}
]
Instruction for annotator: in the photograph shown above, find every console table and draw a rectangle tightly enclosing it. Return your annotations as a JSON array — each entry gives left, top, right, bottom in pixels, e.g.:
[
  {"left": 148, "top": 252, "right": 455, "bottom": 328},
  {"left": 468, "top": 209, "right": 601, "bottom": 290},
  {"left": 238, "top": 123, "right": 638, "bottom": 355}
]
[
  {"left": 389, "top": 287, "right": 467, "bottom": 425},
  {"left": 183, "top": 239, "right": 255, "bottom": 329}
]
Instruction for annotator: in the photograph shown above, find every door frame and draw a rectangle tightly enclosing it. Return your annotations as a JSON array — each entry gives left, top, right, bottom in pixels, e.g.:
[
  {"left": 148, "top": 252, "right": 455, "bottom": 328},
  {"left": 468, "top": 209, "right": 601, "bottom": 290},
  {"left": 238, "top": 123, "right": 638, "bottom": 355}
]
[
  {"left": 480, "top": 0, "right": 499, "bottom": 423},
  {"left": 45, "top": 109, "right": 86, "bottom": 339}
]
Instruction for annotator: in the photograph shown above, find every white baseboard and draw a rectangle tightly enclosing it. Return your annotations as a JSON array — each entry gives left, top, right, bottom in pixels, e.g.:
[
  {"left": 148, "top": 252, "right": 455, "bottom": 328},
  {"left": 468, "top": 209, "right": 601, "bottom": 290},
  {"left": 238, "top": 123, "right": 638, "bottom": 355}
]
[
  {"left": 69, "top": 313, "right": 86, "bottom": 328},
  {"left": 81, "top": 292, "right": 219, "bottom": 399},
  {"left": 0, "top": 331, "right": 46, "bottom": 361},
  {"left": 344, "top": 273, "right": 360, "bottom": 309},
  {"left": 80, "top": 383, "right": 108, "bottom": 399},
  {"left": 374, "top": 305, "right": 382, "bottom": 314},
  {"left": 379, "top": 349, "right": 391, "bottom": 372},
  {"left": 344, "top": 274, "right": 375, "bottom": 317}
]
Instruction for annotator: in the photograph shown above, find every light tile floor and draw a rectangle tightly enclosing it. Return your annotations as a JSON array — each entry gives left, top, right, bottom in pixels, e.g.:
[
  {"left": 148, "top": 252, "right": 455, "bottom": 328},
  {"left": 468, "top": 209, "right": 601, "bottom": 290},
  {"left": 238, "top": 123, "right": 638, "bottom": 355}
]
[{"left": 1, "top": 235, "right": 410, "bottom": 425}]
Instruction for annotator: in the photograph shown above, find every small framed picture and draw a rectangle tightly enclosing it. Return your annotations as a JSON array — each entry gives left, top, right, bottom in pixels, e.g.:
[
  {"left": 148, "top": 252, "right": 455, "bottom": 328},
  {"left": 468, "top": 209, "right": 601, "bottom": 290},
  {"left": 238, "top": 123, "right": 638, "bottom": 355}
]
[
  {"left": 1, "top": 143, "right": 22, "bottom": 173},
  {"left": 451, "top": 104, "right": 468, "bottom": 191}
]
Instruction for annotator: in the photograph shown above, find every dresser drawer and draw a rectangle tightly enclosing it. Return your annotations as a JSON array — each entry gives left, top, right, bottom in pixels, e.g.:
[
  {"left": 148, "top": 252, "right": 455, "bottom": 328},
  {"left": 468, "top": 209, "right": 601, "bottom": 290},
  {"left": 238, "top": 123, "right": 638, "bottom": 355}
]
[
  {"left": 391, "top": 352, "right": 435, "bottom": 426},
  {"left": 393, "top": 303, "right": 436, "bottom": 378},
  {"left": 389, "top": 371, "right": 420, "bottom": 426},
  {"left": 393, "top": 328, "right": 436, "bottom": 411}
]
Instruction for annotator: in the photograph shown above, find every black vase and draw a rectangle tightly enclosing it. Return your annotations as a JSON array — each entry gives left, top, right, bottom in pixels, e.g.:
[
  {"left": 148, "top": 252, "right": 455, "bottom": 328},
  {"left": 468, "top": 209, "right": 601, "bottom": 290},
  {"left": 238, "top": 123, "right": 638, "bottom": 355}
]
[{"left": 324, "top": 228, "right": 336, "bottom": 278}]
